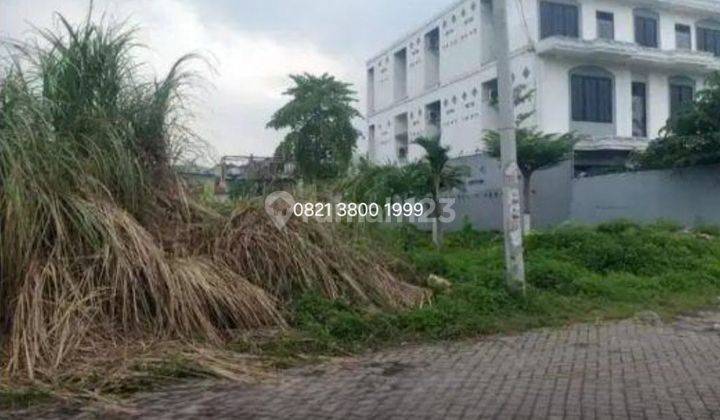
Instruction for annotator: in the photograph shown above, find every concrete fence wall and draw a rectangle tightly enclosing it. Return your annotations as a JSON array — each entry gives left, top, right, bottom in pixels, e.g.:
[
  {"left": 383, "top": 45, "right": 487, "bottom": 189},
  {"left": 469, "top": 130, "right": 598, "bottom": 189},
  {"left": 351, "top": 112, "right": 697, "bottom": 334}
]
[
  {"left": 442, "top": 154, "right": 503, "bottom": 231},
  {"left": 569, "top": 165, "right": 720, "bottom": 227},
  {"left": 440, "top": 154, "right": 720, "bottom": 231}
]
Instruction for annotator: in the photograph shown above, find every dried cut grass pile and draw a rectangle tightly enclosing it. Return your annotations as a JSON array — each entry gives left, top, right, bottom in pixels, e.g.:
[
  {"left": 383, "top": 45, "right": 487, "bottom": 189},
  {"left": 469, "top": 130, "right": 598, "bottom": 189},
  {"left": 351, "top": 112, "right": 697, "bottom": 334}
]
[
  {"left": 3, "top": 198, "right": 284, "bottom": 380},
  {"left": 0, "top": 12, "right": 427, "bottom": 386},
  {"left": 212, "top": 206, "right": 428, "bottom": 309}
]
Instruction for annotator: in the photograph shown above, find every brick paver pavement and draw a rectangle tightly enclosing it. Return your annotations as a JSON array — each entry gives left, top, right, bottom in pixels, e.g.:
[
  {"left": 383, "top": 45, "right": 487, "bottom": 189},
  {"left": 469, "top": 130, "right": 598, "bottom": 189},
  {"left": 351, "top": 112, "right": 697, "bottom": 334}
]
[{"left": 10, "top": 311, "right": 720, "bottom": 419}]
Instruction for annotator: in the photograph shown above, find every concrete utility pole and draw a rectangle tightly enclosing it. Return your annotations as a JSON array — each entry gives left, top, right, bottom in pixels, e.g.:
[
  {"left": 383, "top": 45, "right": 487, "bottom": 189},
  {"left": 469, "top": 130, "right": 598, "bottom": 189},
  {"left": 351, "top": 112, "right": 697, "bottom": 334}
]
[{"left": 492, "top": 0, "right": 526, "bottom": 295}]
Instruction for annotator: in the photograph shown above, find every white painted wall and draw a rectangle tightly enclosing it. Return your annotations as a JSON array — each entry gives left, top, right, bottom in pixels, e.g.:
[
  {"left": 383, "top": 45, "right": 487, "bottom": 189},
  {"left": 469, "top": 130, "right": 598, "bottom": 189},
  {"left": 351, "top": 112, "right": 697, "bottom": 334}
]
[{"left": 439, "top": 0, "right": 483, "bottom": 83}]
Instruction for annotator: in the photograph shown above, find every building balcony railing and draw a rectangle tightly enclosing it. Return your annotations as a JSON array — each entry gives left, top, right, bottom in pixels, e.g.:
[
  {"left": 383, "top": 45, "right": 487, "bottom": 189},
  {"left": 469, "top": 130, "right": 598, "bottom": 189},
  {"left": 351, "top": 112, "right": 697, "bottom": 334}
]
[{"left": 537, "top": 37, "right": 720, "bottom": 73}]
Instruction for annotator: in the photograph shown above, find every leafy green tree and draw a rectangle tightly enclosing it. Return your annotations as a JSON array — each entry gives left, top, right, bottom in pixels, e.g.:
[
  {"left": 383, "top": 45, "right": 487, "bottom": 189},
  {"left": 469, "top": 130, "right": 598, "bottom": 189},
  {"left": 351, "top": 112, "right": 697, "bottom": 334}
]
[
  {"left": 484, "top": 128, "right": 576, "bottom": 233},
  {"left": 268, "top": 73, "right": 360, "bottom": 182},
  {"left": 640, "top": 72, "right": 720, "bottom": 169},
  {"left": 414, "top": 137, "right": 469, "bottom": 249}
]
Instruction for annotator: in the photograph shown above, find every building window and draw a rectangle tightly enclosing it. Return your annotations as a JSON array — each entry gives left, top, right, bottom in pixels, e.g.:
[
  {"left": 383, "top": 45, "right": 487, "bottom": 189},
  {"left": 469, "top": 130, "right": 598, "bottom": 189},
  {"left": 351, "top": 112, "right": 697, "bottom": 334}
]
[
  {"left": 596, "top": 11, "right": 614, "bottom": 40},
  {"left": 394, "top": 113, "right": 409, "bottom": 163},
  {"left": 669, "top": 77, "right": 695, "bottom": 119},
  {"left": 367, "top": 67, "right": 375, "bottom": 113},
  {"left": 634, "top": 9, "right": 659, "bottom": 48},
  {"left": 393, "top": 48, "right": 407, "bottom": 102},
  {"left": 697, "top": 22, "right": 720, "bottom": 56},
  {"left": 398, "top": 146, "right": 408, "bottom": 161},
  {"left": 482, "top": 79, "right": 499, "bottom": 106},
  {"left": 425, "top": 101, "right": 442, "bottom": 138},
  {"left": 424, "top": 28, "right": 440, "bottom": 89},
  {"left": 676, "top": 24, "right": 692, "bottom": 50},
  {"left": 540, "top": 1, "right": 579, "bottom": 39},
  {"left": 632, "top": 82, "right": 647, "bottom": 138},
  {"left": 481, "top": 0, "right": 496, "bottom": 64},
  {"left": 571, "top": 74, "right": 613, "bottom": 123}
]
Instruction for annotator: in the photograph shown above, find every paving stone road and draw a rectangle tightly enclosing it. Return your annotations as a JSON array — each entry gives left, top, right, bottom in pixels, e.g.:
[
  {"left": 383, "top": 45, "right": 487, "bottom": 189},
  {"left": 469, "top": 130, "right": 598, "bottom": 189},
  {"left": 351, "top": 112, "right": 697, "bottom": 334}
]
[{"left": 10, "top": 311, "right": 720, "bottom": 419}]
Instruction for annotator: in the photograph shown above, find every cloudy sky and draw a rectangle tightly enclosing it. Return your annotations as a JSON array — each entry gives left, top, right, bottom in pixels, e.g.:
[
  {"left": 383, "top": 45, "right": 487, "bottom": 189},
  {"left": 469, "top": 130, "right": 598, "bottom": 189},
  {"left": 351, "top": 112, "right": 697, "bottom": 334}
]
[{"left": 1, "top": 0, "right": 450, "bottom": 160}]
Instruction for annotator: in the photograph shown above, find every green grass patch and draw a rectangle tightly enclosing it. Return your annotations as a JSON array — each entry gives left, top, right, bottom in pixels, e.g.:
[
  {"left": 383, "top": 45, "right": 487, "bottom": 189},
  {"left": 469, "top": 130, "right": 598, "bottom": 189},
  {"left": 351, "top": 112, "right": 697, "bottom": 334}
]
[{"left": 249, "top": 221, "right": 720, "bottom": 364}]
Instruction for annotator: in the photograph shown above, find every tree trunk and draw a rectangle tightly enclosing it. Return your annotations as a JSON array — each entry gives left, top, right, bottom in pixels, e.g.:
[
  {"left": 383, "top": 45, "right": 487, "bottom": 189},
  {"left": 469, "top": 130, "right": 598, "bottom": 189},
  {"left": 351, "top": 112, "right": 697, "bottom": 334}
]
[
  {"left": 431, "top": 179, "right": 443, "bottom": 249},
  {"left": 432, "top": 215, "right": 441, "bottom": 249},
  {"left": 522, "top": 174, "right": 532, "bottom": 235}
]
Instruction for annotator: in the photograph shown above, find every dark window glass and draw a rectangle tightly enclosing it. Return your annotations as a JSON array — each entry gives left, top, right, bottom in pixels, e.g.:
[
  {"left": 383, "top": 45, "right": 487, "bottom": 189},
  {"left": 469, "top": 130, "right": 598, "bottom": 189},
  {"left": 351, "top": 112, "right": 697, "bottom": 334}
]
[
  {"left": 483, "top": 79, "right": 499, "bottom": 104},
  {"left": 676, "top": 24, "right": 692, "bottom": 50},
  {"left": 670, "top": 83, "right": 694, "bottom": 118},
  {"left": 540, "top": 2, "right": 579, "bottom": 39},
  {"left": 632, "top": 82, "right": 647, "bottom": 137},
  {"left": 698, "top": 27, "right": 720, "bottom": 56},
  {"left": 571, "top": 75, "right": 613, "bottom": 123},
  {"left": 635, "top": 15, "right": 658, "bottom": 47},
  {"left": 597, "top": 12, "right": 614, "bottom": 40}
]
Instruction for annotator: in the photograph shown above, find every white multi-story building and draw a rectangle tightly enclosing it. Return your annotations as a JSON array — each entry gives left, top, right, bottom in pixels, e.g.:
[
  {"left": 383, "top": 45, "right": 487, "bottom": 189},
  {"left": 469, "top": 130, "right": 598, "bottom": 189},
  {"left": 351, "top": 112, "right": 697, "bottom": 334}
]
[{"left": 366, "top": 0, "right": 720, "bottom": 171}]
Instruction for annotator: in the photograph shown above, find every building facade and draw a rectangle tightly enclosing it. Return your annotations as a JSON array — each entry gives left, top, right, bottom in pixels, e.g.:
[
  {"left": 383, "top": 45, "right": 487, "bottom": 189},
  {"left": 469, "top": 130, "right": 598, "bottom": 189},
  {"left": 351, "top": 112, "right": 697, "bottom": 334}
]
[{"left": 366, "top": 0, "right": 720, "bottom": 171}]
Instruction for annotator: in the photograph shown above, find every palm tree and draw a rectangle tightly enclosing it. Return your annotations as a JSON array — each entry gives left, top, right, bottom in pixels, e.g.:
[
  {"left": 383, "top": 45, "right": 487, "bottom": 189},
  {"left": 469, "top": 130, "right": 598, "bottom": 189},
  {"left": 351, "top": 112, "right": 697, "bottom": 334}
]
[{"left": 414, "top": 137, "right": 468, "bottom": 249}]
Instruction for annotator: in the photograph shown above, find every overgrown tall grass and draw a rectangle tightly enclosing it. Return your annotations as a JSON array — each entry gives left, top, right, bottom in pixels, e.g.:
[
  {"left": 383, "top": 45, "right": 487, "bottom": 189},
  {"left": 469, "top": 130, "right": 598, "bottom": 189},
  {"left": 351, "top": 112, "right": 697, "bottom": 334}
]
[
  {"left": 0, "top": 13, "right": 426, "bottom": 383},
  {"left": 0, "top": 14, "right": 286, "bottom": 380}
]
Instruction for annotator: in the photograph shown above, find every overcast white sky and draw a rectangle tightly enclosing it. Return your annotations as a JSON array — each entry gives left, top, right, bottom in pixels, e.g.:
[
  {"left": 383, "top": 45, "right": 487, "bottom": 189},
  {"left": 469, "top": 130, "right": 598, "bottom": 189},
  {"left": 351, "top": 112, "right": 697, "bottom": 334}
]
[{"left": 0, "top": 0, "right": 450, "bottom": 160}]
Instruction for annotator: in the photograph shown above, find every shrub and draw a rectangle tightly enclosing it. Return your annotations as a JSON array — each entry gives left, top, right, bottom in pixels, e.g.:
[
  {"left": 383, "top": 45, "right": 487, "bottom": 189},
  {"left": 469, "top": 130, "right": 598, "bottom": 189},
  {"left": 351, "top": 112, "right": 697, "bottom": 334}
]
[
  {"left": 649, "top": 220, "right": 684, "bottom": 233},
  {"left": 526, "top": 257, "right": 587, "bottom": 295},
  {"left": 410, "top": 251, "right": 450, "bottom": 276},
  {"left": 525, "top": 224, "right": 712, "bottom": 276},
  {"left": 444, "top": 218, "right": 500, "bottom": 248},
  {"left": 596, "top": 219, "right": 639, "bottom": 234}
]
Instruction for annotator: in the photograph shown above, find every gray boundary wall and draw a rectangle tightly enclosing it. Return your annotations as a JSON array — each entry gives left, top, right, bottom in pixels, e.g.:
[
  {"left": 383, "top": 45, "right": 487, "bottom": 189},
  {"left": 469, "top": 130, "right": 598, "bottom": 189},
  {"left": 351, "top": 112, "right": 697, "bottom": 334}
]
[
  {"left": 438, "top": 154, "right": 573, "bottom": 231},
  {"left": 443, "top": 154, "right": 503, "bottom": 231},
  {"left": 569, "top": 165, "right": 720, "bottom": 227},
  {"left": 439, "top": 154, "right": 720, "bottom": 231}
]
